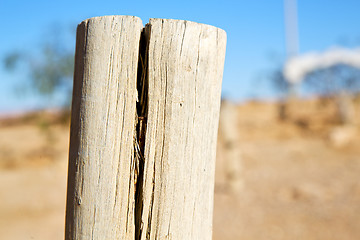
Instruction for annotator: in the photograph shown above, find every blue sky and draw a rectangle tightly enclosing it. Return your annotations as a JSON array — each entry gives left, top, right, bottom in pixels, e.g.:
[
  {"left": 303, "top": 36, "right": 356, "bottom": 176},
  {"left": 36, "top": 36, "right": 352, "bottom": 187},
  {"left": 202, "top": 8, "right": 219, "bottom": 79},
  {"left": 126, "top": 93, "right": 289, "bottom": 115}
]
[{"left": 1, "top": 0, "right": 360, "bottom": 112}]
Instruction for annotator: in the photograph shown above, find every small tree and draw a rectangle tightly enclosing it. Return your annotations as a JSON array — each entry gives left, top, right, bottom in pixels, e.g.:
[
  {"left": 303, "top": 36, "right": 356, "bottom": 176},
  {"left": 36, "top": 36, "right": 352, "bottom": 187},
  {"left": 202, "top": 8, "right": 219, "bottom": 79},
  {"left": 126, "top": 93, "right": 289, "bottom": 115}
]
[
  {"left": 268, "top": 66, "right": 293, "bottom": 120},
  {"left": 3, "top": 25, "right": 75, "bottom": 109},
  {"left": 302, "top": 64, "right": 360, "bottom": 96},
  {"left": 302, "top": 64, "right": 360, "bottom": 124},
  {"left": 269, "top": 62, "right": 360, "bottom": 123}
]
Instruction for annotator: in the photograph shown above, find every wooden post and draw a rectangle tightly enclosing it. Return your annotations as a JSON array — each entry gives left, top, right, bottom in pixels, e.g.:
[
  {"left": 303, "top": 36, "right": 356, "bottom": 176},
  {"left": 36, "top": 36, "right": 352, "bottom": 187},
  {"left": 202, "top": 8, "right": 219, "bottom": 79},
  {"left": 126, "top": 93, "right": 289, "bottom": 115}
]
[
  {"left": 65, "top": 16, "right": 226, "bottom": 240},
  {"left": 219, "top": 100, "right": 243, "bottom": 194}
]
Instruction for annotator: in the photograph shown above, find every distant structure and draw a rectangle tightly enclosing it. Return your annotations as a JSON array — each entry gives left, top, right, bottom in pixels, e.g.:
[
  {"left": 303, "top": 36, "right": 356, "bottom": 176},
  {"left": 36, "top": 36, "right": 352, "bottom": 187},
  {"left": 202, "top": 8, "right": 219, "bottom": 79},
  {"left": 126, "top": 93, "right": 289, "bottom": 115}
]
[
  {"left": 284, "top": 0, "right": 299, "bottom": 58},
  {"left": 283, "top": 47, "right": 360, "bottom": 84},
  {"left": 284, "top": 0, "right": 300, "bottom": 96},
  {"left": 282, "top": 0, "right": 359, "bottom": 126}
]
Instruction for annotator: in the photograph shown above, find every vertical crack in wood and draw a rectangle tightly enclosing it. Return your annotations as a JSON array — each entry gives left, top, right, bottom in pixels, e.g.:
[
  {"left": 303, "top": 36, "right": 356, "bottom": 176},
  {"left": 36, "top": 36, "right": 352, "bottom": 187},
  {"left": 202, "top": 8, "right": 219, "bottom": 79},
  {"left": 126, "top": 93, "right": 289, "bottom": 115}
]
[{"left": 134, "top": 26, "right": 149, "bottom": 240}]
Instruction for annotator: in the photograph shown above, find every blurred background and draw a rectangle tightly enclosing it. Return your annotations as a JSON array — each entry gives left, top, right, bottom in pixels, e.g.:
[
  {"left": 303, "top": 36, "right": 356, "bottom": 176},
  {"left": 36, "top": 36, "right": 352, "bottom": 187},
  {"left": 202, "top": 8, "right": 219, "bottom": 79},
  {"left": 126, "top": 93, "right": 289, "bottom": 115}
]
[{"left": 1, "top": 0, "right": 360, "bottom": 239}]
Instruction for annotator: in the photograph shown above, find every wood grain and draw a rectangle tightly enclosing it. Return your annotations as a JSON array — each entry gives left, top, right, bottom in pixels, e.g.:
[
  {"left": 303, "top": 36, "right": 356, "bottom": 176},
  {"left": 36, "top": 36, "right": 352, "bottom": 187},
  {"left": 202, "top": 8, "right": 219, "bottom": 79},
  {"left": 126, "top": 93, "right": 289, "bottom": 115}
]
[{"left": 65, "top": 16, "right": 143, "bottom": 240}]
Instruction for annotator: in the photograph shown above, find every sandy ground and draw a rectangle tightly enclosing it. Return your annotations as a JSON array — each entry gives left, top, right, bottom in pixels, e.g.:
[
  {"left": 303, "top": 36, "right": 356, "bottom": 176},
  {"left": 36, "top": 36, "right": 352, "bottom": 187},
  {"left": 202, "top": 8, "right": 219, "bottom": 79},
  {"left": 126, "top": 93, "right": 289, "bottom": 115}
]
[{"left": 0, "top": 99, "right": 359, "bottom": 239}]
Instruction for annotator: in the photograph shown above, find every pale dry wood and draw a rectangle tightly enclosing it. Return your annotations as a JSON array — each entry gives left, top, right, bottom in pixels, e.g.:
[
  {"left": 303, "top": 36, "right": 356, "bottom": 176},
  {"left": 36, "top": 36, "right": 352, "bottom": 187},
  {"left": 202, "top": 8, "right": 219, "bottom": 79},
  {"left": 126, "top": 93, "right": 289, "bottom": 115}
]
[
  {"left": 66, "top": 16, "right": 226, "bottom": 240},
  {"left": 138, "top": 19, "right": 227, "bottom": 240},
  {"left": 65, "top": 16, "right": 142, "bottom": 240}
]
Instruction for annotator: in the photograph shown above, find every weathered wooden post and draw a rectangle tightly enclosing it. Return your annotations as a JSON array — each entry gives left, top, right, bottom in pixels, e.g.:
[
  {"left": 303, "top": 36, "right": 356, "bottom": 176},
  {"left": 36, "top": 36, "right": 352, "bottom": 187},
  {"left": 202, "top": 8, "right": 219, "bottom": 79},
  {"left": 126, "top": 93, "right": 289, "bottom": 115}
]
[
  {"left": 65, "top": 15, "right": 226, "bottom": 240},
  {"left": 219, "top": 100, "right": 243, "bottom": 195}
]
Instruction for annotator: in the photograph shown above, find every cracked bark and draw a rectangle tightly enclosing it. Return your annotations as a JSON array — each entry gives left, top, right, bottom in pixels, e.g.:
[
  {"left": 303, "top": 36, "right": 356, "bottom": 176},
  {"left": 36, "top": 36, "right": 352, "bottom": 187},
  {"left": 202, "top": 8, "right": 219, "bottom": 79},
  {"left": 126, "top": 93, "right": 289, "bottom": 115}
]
[{"left": 65, "top": 16, "right": 226, "bottom": 240}]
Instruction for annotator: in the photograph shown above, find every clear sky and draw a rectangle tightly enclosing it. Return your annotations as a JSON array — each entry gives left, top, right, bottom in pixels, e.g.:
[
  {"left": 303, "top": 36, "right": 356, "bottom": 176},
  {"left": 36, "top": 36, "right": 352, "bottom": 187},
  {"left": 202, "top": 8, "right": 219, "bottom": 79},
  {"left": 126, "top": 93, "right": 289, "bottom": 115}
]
[{"left": 1, "top": 0, "right": 360, "bottom": 113}]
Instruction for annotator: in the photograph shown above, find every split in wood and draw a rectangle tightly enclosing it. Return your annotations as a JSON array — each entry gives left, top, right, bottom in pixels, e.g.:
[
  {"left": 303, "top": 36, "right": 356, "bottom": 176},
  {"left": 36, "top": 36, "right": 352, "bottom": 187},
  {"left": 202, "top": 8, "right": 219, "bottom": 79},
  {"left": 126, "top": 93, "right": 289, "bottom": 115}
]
[{"left": 134, "top": 26, "right": 149, "bottom": 240}]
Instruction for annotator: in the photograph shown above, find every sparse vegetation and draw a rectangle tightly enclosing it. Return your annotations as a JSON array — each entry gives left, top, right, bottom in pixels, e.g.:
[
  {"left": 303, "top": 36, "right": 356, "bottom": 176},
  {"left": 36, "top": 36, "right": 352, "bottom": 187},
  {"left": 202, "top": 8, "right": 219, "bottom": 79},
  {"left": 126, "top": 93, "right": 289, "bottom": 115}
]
[{"left": 269, "top": 62, "right": 360, "bottom": 124}]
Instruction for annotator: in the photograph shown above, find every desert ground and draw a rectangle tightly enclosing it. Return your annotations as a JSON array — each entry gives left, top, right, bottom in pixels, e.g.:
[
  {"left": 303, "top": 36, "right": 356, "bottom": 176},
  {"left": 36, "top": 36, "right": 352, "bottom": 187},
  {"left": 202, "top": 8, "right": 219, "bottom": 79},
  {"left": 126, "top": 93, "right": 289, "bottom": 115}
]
[{"left": 0, "top": 98, "right": 359, "bottom": 240}]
